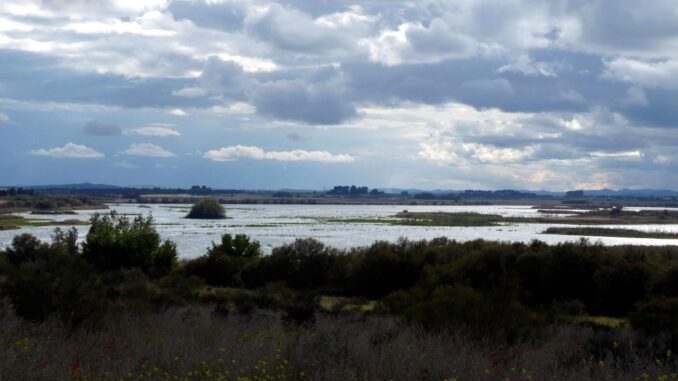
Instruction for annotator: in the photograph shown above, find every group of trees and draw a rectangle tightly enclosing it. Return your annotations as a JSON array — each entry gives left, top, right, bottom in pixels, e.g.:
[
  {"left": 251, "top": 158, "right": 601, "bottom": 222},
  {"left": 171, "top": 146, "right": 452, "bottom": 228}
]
[
  {"left": 0, "top": 188, "right": 36, "bottom": 197},
  {"left": 327, "top": 186, "right": 387, "bottom": 197},
  {"left": 327, "top": 185, "right": 370, "bottom": 196},
  {"left": 189, "top": 185, "right": 213, "bottom": 195},
  {"left": 1, "top": 216, "right": 678, "bottom": 341},
  {"left": 0, "top": 213, "right": 180, "bottom": 323}
]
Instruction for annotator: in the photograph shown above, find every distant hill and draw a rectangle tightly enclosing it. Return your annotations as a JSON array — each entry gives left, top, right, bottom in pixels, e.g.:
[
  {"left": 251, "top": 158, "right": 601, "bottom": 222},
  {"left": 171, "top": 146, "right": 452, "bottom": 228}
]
[
  {"left": 12, "top": 183, "right": 123, "bottom": 190},
  {"left": 379, "top": 188, "right": 678, "bottom": 198},
  {"left": 582, "top": 189, "right": 678, "bottom": 198}
]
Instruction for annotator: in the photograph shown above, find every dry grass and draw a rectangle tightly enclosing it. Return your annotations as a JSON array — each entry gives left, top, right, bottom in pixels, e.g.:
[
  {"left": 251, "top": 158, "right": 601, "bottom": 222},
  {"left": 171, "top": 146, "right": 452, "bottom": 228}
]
[{"left": 0, "top": 305, "right": 676, "bottom": 381}]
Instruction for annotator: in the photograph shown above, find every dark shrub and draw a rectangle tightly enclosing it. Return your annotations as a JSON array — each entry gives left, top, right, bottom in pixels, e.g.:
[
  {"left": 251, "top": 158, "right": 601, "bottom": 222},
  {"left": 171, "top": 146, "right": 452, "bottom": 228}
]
[
  {"left": 282, "top": 303, "right": 316, "bottom": 327},
  {"left": 630, "top": 297, "right": 678, "bottom": 334},
  {"left": 348, "top": 241, "right": 420, "bottom": 298},
  {"left": 654, "top": 266, "right": 678, "bottom": 297},
  {"left": 594, "top": 262, "right": 649, "bottom": 316},
  {"left": 387, "top": 284, "right": 538, "bottom": 342},
  {"left": 208, "top": 234, "right": 261, "bottom": 258},
  {"left": 542, "top": 241, "right": 600, "bottom": 307},
  {"left": 81, "top": 212, "right": 177, "bottom": 277},
  {"left": 241, "top": 238, "right": 345, "bottom": 290},
  {"left": 4, "top": 250, "right": 106, "bottom": 324},
  {"left": 51, "top": 227, "right": 79, "bottom": 257},
  {"left": 3, "top": 234, "right": 53, "bottom": 265},
  {"left": 184, "top": 234, "right": 261, "bottom": 286},
  {"left": 186, "top": 198, "right": 225, "bottom": 219}
]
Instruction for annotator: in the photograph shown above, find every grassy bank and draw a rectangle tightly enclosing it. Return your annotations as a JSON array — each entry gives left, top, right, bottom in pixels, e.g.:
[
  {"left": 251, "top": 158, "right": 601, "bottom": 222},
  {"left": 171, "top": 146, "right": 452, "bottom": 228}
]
[
  {"left": 0, "top": 215, "right": 89, "bottom": 228},
  {"left": 391, "top": 209, "right": 678, "bottom": 226},
  {"left": 1, "top": 306, "right": 676, "bottom": 381},
  {"left": 544, "top": 227, "right": 678, "bottom": 239},
  {"left": 396, "top": 212, "right": 504, "bottom": 226},
  {"left": 0, "top": 194, "right": 108, "bottom": 214}
]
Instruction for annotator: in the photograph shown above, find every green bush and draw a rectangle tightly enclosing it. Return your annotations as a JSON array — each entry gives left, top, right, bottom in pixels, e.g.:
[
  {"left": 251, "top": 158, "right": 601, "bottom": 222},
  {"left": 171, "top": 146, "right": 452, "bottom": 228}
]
[
  {"left": 347, "top": 241, "right": 420, "bottom": 298},
  {"left": 185, "top": 198, "right": 225, "bottom": 219},
  {"left": 184, "top": 234, "right": 261, "bottom": 286},
  {"left": 3, "top": 243, "right": 106, "bottom": 324},
  {"left": 3, "top": 234, "right": 54, "bottom": 265},
  {"left": 208, "top": 233, "right": 261, "bottom": 258},
  {"left": 240, "top": 238, "right": 346, "bottom": 290},
  {"left": 81, "top": 212, "right": 177, "bottom": 277},
  {"left": 630, "top": 297, "right": 678, "bottom": 334}
]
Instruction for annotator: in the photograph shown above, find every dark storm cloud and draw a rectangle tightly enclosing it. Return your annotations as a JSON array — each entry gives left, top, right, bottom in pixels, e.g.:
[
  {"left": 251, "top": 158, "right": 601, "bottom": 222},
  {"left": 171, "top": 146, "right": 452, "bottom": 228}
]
[
  {"left": 83, "top": 120, "right": 122, "bottom": 136},
  {"left": 168, "top": 0, "right": 247, "bottom": 32},
  {"left": 0, "top": 50, "right": 214, "bottom": 110},
  {"left": 250, "top": 79, "right": 356, "bottom": 125}
]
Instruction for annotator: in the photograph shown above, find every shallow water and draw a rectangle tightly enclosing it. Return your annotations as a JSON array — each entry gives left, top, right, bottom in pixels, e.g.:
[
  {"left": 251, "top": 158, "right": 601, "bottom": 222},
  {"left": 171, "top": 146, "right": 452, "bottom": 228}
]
[{"left": 2, "top": 203, "right": 678, "bottom": 258}]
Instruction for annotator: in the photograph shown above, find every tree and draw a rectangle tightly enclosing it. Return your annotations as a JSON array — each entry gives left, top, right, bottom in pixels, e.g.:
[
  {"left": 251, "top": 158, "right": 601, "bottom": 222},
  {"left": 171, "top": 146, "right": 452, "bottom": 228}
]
[
  {"left": 81, "top": 212, "right": 177, "bottom": 277},
  {"left": 186, "top": 198, "right": 226, "bottom": 219},
  {"left": 184, "top": 233, "right": 262, "bottom": 286}
]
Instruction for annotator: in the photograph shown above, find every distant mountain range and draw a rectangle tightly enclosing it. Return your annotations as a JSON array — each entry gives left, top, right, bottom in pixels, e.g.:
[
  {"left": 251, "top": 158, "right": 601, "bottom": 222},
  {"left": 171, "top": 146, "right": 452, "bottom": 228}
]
[
  {"left": 373, "top": 188, "right": 678, "bottom": 198},
  {"left": 2, "top": 183, "right": 677, "bottom": 198},
  {"left": 4, "top": 182, "right": 123, "bottom": 190},
  {"left": 576, "top": 189, "right": 678, "bottom": 198}
]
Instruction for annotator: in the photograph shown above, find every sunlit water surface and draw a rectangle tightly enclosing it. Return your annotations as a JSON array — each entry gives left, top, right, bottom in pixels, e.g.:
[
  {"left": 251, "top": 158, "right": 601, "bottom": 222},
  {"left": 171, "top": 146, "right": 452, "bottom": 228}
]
[{"left": 2, "top": 203, "right": 678, "bottom": 258}]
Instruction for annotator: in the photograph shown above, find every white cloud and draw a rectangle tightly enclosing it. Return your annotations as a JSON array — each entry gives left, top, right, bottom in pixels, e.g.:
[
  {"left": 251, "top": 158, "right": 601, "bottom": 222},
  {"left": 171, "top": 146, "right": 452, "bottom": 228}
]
[
  {"left": 499, "top": 55, "right": 557, "bottom": 77},
  {"left": 363, "top": 19, "right": 478, "bottom": 65},
  {"left": 0, "top": 113, "right": 9, "bottom": 123},
  {"left": 418, "top": 141, "right": 461, "bottom": 165},
  {"left": 590, "top": 150, "right": 643, "bottom": 159},
  {"left": 0, "top": 0, "right": 168, "bottom": 18},
  {"left": 419, "top": 141, "right": 536, "bottom": 165},
  {"left": 210, "top": 102, "right": 256, "bottom": 114},
  {"left": 170, "top": 108, "right": 188, "bottom": 116},
  {"left": 172, "top": 87, "right": 208, "bottom": 98},
  {"left": 464, "top": 143, "right": 537, "bottom": 163},
  {"left": 203, "top": 145, "right": 355, "bottom": 163},
  {"left": 29, "top": 142, "right": 104, "bottom": 158},
  {"left": 120, "top": 143, "right": 175, "bottom": 157},
  {"left": 126, "top": 126, "right": 181, "bottom": 137},
  {"left": 604, "top": 58, "right": 678, "bottom": 89}
]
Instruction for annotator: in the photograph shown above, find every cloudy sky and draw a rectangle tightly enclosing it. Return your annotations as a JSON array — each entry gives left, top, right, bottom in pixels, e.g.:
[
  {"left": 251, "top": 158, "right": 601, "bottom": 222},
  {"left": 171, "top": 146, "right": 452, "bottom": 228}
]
[{"left": 1, "top": 0, "right": 677, "bottom": 190}]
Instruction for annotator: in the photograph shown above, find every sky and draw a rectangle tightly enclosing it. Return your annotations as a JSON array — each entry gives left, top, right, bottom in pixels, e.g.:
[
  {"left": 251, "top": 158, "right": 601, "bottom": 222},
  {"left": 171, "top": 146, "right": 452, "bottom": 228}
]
[{"left": 1, "top": 0, "right": 677, "bottom": 190}]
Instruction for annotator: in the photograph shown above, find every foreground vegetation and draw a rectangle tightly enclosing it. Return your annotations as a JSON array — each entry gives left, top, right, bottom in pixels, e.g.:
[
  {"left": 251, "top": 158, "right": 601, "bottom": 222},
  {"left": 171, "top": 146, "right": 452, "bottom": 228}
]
[
  {"left": 544, "top": 227, "right": 678, "bottom": 239},
  {"left": 2, "top": 307, "right": 678, "bottom": 381},
  {"left": 1, "top": 212, "right": 678, "bottom": 379}
]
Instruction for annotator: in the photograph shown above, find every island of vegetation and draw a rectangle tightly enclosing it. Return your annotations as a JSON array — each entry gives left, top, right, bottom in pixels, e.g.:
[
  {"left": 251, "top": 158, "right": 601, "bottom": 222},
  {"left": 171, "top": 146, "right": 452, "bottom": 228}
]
[
  {"left": 544, "top": 226, "right": 678, "bottom": 239},
  {"left": 185, "top": 198, "right": 226, "bottom": 219},
  {"left": 1, "top": 212, "right": 678, "bottom": 380},
  {"left": 391, "top": 208, "right": 678, "bottom": 226},
  {"left": 0, "top": 189, "right": 107, "bottom": 213},
  {"left": 0, "top": 214, "right": 89, "bottom": 230}
]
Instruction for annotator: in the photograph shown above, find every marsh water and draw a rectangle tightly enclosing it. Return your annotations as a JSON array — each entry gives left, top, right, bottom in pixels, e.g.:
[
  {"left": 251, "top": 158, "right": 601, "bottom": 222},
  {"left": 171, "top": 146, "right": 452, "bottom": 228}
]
[{"left": 2, "top": 203, "right": 678, "bottom": 258}]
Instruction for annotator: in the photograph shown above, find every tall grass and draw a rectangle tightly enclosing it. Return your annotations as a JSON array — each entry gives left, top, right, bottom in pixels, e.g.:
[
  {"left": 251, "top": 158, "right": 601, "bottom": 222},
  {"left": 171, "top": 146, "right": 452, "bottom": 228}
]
[{"left": 0, "top": 305, "right": 676, "bottom": 381}]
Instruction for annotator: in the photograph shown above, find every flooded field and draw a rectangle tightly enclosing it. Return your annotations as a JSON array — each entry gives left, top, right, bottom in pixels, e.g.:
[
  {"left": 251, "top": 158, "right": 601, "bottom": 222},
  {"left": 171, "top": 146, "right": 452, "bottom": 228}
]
[{"left": 2, "top": 203, "right": 678, "bottom": 258}]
